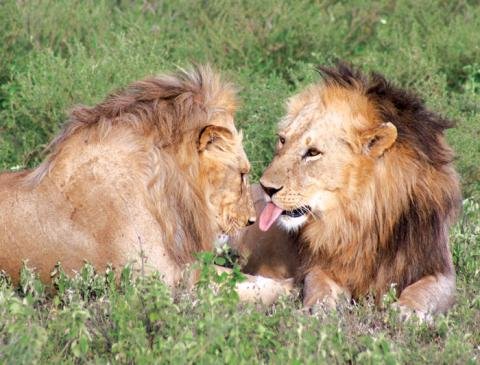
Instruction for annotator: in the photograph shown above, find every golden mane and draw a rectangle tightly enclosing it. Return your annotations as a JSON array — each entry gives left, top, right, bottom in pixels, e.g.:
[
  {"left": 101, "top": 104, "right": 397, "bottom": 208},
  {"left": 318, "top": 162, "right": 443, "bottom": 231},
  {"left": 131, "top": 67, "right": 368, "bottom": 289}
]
[{"left": 24, "top": 64, "right": 237, "bottom": 187}]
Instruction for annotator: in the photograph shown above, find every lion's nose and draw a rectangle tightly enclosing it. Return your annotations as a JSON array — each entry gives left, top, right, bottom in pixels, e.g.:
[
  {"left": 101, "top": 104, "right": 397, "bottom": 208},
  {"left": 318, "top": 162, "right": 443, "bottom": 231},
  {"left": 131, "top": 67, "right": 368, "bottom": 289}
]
[
  {"left": 247, "top": 217, "right": 256, "bottom": 226},
  {"left": 260, "top": 183, "right": 283, "bottom": 198}
]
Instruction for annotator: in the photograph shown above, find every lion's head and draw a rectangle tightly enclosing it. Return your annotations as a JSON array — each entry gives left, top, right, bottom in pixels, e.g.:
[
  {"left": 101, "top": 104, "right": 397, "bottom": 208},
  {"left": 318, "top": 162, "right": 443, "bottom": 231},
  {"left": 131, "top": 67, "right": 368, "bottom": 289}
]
[
  {"left": 258, "top": 64, "right": 459, "bottom": 239},
  {"left": 258, "top": 68, "right": 397, "bottom": 231}
]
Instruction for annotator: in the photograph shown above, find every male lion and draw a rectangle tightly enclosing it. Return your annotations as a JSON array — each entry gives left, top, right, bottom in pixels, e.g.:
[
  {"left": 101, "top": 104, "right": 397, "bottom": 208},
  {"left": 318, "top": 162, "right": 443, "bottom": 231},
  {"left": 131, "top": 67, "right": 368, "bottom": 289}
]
[
  {"left": 254, "top": 64, "right": 461, "bottom": 318},
  {"left": 0, "top": 66, "right": 290, "bottom": 304}
]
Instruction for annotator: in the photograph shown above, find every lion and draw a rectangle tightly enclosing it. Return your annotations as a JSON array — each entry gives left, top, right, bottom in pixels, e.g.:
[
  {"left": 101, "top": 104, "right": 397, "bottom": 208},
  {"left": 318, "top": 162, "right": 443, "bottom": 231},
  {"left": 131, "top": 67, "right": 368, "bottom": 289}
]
[
  {"left": 253, "top": 64, "right": 461, "bottom": 318},
  {"left": 0, "top": 65, "right": 291, "bottom": 304}
]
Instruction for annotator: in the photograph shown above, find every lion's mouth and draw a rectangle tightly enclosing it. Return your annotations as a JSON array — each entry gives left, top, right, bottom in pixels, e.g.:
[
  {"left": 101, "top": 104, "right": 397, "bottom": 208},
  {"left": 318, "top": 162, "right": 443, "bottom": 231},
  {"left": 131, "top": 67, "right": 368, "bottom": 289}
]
[
  {"left": 281, "top": 206, "right": 311, "bottom": 218},
  {"left": 259, "top": 202, "right": 311, "bottom": 231}
]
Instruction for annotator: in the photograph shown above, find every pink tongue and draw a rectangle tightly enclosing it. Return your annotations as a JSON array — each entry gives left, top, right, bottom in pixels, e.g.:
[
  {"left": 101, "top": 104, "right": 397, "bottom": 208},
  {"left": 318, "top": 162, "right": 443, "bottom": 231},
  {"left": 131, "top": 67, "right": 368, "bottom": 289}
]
[{"left": 259, "top": 202, "right": 283, "bottom": 232}]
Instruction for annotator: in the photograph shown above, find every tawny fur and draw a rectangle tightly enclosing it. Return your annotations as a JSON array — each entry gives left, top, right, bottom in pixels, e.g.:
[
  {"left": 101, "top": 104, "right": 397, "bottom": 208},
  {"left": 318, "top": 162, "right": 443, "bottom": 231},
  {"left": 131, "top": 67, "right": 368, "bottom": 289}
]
[{"left": 256, "top": 64, "right": 461, "bottom": 317}]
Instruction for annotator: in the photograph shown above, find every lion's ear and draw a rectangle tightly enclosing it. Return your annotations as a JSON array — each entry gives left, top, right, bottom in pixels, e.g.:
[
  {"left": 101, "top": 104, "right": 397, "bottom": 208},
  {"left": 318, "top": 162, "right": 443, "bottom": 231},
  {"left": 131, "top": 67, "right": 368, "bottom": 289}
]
[
  {"left": 361, "top": 122, "right": 397, "bottom": 158},
  {"left": 198, "top": 125, "right": 234, "bottom": 152}
]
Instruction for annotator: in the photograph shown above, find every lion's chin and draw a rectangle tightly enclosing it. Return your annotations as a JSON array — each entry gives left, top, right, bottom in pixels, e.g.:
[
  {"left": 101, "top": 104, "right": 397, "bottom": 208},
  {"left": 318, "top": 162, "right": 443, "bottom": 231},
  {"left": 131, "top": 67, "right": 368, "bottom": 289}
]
[{"left": 277, "top": 214, "right": 308, "bottom": 232}]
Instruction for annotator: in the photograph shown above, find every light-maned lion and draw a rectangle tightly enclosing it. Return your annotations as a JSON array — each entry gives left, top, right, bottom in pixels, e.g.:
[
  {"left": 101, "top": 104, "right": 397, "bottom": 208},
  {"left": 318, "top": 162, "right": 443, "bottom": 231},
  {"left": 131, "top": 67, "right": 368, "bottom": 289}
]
[
  {"left": 0, "top": 66, "right": 290, "bottom": 304},
  {"left": 255, "top": 64, "right": 461, "bottom": 318}
]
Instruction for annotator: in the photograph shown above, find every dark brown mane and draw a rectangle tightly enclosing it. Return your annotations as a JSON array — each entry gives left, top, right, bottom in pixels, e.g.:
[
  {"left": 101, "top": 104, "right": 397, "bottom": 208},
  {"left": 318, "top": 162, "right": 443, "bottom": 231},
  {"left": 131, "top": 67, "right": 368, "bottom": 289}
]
[{"left": 317, "top": 63, "right": 455, "bottom": 167}]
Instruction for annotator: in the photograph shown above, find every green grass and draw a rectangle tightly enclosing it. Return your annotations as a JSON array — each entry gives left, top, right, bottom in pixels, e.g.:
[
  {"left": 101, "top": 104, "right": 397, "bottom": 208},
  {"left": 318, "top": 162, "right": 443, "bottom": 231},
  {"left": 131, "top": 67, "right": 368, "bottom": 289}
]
[{"left": 0, "top": 0, "right": 479, "bottom": 363}]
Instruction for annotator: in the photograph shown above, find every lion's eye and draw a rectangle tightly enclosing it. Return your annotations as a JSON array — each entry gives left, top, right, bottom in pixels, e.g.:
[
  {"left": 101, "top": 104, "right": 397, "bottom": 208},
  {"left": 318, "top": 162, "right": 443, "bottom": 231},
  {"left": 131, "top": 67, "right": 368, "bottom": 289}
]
[
  {"left": 278, "top": 136, "right": 286, "bottom": 145},
  {"left": 304, "top": 148, "right": 323, "bottom": 158}
]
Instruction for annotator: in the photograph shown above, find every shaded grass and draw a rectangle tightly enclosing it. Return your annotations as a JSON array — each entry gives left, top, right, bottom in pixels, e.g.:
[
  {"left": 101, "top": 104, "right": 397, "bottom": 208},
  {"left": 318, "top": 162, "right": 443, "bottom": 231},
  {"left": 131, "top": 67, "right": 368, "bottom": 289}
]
[{"left": 0, "top": 0, "right": 479, "bottom": 363}]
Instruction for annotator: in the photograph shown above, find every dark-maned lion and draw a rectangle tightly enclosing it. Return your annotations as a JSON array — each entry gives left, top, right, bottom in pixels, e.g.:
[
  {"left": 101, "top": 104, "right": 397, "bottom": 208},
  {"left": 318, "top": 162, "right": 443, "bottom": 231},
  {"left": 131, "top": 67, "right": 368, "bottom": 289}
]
[
  {"left": 253, "top": 64, "right": 461, "bottom": 318},
  {"left": 0, "top": 66, "right": 291, "bottom": 304}
]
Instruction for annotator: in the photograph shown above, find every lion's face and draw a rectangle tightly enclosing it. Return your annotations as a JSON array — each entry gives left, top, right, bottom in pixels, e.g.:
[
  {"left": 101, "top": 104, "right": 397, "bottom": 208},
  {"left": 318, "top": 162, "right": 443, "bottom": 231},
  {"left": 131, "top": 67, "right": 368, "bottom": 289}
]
[
  {"left": 198, "top": 124, "right": 256, "bottom": 236},
  {"left": 258, "top": 86, "right": 397, "bottom": 232}
]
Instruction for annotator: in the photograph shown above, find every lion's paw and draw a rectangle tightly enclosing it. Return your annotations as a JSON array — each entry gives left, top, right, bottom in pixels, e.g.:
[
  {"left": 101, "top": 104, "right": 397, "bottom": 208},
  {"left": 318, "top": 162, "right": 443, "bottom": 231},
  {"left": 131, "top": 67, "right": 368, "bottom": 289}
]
[
  {"left": 303, "top": 294, "right": 338, "bottom": 315},
  {"left": 391, "top": 302, "right": 433, "bottom": 324},
  {"left": 236, "top": 275, "right": 294, "bottom": 305}
]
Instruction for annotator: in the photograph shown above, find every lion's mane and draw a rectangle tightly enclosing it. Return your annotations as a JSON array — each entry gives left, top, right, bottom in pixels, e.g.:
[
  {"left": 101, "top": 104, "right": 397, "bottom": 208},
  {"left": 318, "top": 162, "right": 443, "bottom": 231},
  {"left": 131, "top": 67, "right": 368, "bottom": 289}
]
[{"left": 300, "top": 64, "right": 461, "bottom": 299}]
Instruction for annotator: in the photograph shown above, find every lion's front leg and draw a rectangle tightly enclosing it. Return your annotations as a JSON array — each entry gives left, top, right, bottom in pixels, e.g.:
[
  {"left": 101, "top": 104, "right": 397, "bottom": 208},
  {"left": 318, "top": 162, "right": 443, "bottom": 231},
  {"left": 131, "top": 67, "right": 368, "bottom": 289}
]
[
  {"left": 396, "top": 273, "right": 455, "bottom": 320},
  {"left": 303, "top": 266, "right": 350, "bottom": 310}
]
